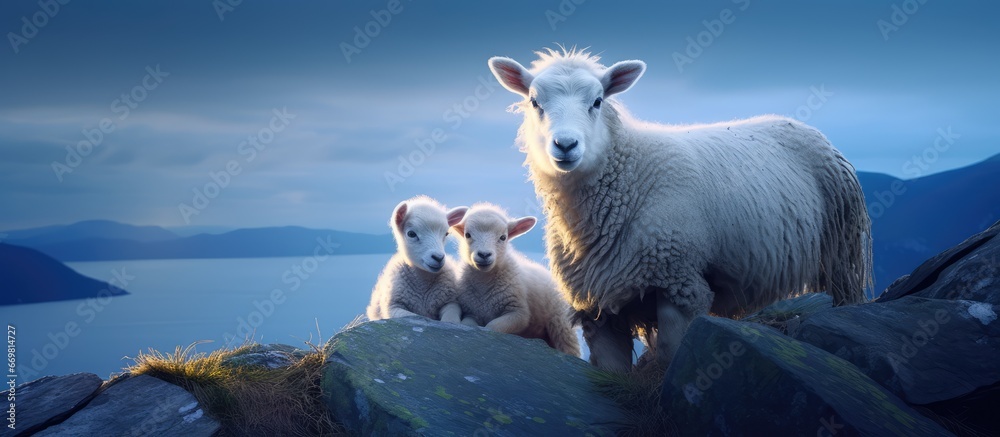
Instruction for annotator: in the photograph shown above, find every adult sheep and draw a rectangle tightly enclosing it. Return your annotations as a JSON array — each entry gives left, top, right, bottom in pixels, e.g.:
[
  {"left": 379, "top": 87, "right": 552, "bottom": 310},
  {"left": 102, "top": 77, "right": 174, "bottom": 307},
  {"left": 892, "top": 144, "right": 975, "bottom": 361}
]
[{"left": 487, "top": 48, "right": 872, "bottom": 372}]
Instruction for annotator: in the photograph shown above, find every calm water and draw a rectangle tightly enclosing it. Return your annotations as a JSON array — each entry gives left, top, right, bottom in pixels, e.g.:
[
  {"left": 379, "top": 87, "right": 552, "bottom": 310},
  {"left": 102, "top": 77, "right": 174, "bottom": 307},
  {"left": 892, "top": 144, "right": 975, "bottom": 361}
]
[{"left": 2, "top": 255, "right": 393, "bottom": 384}]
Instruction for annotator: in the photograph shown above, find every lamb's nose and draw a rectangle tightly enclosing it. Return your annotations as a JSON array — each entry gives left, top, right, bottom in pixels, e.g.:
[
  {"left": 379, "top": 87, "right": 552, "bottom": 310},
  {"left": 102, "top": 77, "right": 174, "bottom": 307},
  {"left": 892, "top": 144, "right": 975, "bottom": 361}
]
[
  {"left": 430, "top": 253, "right": 444, "bottom": 263},
  {"left": 553, "top": 138, "right": 578, "bottom": 152},
  {"left": 476, "top": 251, "right": 492, "bottom": 260}
]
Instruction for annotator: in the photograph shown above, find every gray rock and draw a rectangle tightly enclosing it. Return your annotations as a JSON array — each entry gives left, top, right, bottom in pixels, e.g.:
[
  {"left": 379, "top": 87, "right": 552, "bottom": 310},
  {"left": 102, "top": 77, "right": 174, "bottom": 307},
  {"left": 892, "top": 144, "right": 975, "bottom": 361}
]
[
  {"left": 741, "top": 292, "right": 832, "bottom": 334},
  {"left": 790, "top": 296, "right": 1000, "bottom": 406},
  {"left": 35, "top": 374, "right": 219, "bottom": 437},
  {"left": 1, "top": 373, "right": 102, "bottom": 437},
  {"left": 322, "top": 316, "right": 622, "bottom": 436},
  {"left": 662, "top": 316, "right": 949, "bottom": 436},
  {"left": 878, "top": 220, "right": 1000, "bottom": 304},
  {"left": 221, "top": 343, "right": 305, "bottom": 369}
]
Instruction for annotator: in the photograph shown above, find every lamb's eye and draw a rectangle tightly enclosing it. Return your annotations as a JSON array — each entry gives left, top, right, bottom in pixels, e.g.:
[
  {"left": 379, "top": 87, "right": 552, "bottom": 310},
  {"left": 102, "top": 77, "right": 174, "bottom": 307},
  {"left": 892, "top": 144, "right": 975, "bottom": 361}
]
[
  {"left": 593, "top": 97, "right": 603, "bottom": 109},
  {"left": 465, "top": 232, "right": 471, "bottom": 239},
  {"left": 530, "top": 97, "right": 539, "bottom": 109},
  {"left": 500, "top": 235, "right": 507, "bottom": 242},
  {"left": 406, "top": 230, "right": 417, "bottom": 238}
]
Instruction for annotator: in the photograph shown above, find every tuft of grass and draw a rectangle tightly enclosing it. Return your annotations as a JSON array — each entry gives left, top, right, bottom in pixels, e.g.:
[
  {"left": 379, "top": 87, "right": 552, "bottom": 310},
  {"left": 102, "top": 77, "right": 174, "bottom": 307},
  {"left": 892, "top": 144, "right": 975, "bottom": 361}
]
[
  {"left": 128, "top": 341, "right": 344, "bottom": 436},
  {"left": 590, "top": 362, "right": 677, "bottom": 436}
]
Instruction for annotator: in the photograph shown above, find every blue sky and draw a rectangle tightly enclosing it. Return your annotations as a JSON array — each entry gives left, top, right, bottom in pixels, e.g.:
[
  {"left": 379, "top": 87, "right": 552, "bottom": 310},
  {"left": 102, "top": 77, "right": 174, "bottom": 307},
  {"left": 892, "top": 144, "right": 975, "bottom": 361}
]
[{"left": 1, "top": 1, "right": 997, "bottom": 233}]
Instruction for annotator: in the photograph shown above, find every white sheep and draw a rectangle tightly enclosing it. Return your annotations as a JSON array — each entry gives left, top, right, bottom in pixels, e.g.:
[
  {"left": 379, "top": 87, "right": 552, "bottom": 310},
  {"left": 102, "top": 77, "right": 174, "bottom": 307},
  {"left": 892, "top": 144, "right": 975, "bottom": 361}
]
[
  {"left": 488, "top": 48, "right": 872, "bottom": 371},
  {"left": 366, "top": 196, "right": 468, "bottom": 323},
  {"left": 452, "top": 203, "right": 580, "bottom": 356}
]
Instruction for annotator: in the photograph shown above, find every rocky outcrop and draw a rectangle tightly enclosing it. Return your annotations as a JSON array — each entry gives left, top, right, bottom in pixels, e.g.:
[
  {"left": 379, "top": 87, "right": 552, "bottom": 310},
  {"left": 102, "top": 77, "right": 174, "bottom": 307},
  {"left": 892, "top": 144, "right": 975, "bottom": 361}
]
[
  {"left": 4, "top": 374, "right": 219, "bottom": 437},
  {"left": 1, "top": 373, "right": 102, "bottom": 437},
  {"left": 322, "top": 316, "right": 622, "bottom": 436},
  {"left": 661, "top": 316, "right": 949, "bottom": 436},
  {"left": 878, "top": 220, "right": 1000, "bottom": 304},
  {"left": 790, "top": 296, "right": 999, "bottom": 405},
  {"left": 221, "top": 343, "right": 307, "bottom": 370}
]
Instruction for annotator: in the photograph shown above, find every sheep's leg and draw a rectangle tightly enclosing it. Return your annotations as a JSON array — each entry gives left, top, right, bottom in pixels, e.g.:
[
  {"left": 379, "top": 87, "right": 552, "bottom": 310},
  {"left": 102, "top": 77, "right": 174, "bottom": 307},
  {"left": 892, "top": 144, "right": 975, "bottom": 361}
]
[
  {"left": 655, "top": 279, "right": 712, "bottom": 368},
  {"left": 582, "top": 314, "right": 633, "bottom": 373},
  {"left": 460, "top": 317, "right": 480, "bottom": 327},
  {"left": 387, "top": 305, "right": 421, "bottom": 319},
  {"left": 438, "top": 303, "right": 462, "bottom": 323},
  {"left": 484, "top": 308, "right": 530, "bottom": 334}
]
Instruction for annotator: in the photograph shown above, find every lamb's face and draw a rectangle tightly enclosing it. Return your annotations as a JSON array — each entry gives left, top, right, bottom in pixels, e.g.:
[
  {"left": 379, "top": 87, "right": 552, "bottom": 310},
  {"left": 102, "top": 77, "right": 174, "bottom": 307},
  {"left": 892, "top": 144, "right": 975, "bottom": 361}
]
[
  {"left": 488, "top": 54, "right": 646, "bottom": 177},
  {"left": 453, "top": 207, "right": 536, "bottom": 273},
  {"left": 456, "top": 211, "right": 508, "bottom": 272},
  {"left": 391, "top": 200, "right": 467, "bottom": 274}
]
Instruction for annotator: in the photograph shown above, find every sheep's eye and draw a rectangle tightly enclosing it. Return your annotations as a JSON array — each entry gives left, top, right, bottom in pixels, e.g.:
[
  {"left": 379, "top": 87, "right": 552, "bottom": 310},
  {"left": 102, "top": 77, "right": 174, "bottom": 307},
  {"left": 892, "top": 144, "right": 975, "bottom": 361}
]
[
  {"left": 500, "top": 235, "right": 507, "bottom": 242},
  {"left": 406, "top": 230, "right": 417, "bottom": 238},
  {"left": 465, "top": 232, "right": 471, "bottom": 239},
  {"left": 530, "top": 97, "right": 539, "bottom": 109},
  {"left": 593, "top": 97, "right": 603, "bottom": 109}
]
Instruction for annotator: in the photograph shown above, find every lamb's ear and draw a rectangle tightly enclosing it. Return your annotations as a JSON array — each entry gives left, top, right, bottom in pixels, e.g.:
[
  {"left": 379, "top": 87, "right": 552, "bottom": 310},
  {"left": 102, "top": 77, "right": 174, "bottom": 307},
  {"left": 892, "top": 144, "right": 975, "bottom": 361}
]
[
  {"left": 602, "top": 60, "right": 646, "bottom": 97},
  {"left": 488, "top": 56, "right": 533, "bottom": 97},
  {"left": 391, "top": 201, "right": 408, "bottom": 233},
  {"left": 446, "top": 206, "right": 469, "bottom": 227},
  {"left": 450, "top": 221, "right": 465, "bottom": 236},
  {"left": 507, "top": 216, "right": 537, "bottom": 240}
]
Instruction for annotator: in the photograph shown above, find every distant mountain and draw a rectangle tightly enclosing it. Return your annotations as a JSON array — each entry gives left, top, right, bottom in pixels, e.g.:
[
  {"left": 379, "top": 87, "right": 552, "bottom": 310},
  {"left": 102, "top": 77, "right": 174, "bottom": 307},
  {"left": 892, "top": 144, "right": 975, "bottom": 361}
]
[
  {"left": 13, "top": 226, "right": 394, "bottom": 262},
  {"left": 859, "top": 153, "right": 1000, "bottom": 295},
  {"left": 4, "top": 220, "right": 178, "bottom": 246},
  {"left": 166, "top": 225, "right": 236, "bottom": 237},
  {"left": 0, "top": 243, "right": 128, "bottom": 305}
]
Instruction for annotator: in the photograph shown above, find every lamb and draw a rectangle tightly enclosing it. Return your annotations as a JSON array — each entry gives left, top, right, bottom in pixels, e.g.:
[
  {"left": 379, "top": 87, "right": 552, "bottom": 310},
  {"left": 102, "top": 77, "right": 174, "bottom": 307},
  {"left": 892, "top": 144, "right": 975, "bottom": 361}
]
[
  {"left": 366, "top": 196, "right": 468, "bottom": 323},
  {"left": 451, "top": 203, "right": 580, "bottom": 356},
  {"left": 487, "top": 48, "right": 872, "bottom": 371}
]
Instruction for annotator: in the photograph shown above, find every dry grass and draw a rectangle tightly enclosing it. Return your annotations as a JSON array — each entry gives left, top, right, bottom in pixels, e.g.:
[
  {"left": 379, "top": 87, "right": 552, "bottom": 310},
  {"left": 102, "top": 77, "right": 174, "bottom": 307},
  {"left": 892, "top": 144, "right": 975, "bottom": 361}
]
[
  {"left": 128, "top": 341, "right": 344, "bottom": 436},
  {"left": 590, "top": 361, "right": 677, "bottom": 437}
]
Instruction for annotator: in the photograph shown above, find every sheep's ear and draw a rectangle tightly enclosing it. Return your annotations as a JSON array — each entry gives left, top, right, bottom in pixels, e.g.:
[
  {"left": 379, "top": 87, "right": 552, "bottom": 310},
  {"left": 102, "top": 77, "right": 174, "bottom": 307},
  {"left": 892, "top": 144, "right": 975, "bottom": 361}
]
[
  {"left": 450, "top": 221, "right": 465, "bottom": 236},
  {"left": 507, "top": 216, "right": 537, "bottom": 240},
  {"left": 602, "top": 60, "right": 646, "bottom": 96},
  {"left": 488, "top": 56, "right": 533, "bottom": 97},
  {"left": 446, "top": 206, "right": 469, "bottom": 227},
  {"left": 391, "top": 201, "right": 408, "bottom": 233}
]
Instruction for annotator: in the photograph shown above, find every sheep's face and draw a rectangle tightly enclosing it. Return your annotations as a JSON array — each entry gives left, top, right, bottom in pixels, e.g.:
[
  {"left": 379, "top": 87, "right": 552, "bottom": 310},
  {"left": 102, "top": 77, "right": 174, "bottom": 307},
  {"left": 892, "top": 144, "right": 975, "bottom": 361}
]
[
  {"left": 489, "top": 54, "right": 645, "bottom": 176},
  {"left": 525, "top": 70, "right": 604, "bottom": 173},
  {"left": 391, "top": 200, "right": 467, "bottom": 274},
  {"left": 453, "top": 208, "right": 536, "bottom": 273}
]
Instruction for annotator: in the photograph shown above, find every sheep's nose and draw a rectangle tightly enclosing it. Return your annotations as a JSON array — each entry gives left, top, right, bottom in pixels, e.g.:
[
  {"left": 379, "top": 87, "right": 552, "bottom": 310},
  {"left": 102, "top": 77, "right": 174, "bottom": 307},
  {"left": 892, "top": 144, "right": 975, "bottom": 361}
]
[
  {"left": 553, "top": 138, "right": 578, "bottom": 152},
  {"left": 430, "top": 253, "right": 444, "bottom": 263},
  {"left": 476, "top": 251, "right": 492, "bottom": 260}
]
